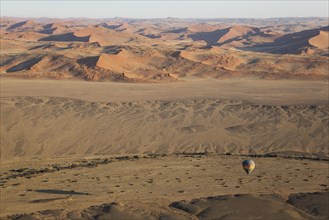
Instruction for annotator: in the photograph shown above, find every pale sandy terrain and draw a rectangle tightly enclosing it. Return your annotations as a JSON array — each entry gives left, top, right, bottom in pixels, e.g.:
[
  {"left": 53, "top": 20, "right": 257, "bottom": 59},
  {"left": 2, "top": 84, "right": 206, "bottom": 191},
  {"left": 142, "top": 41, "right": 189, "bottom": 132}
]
[
  {"left": 1, "top": 78, "right": 328, "bottom": 105},
  {"left": 1, "top": 78, "right": 328, "bottom": 161},
  {"left": 1, "top": 16, "right": 329, "bottom": 219},
  {"left": 1, "top": 78, "right": 328, "bottom": 219},
  {"left": 0, "top": 155, "right": 328, "bottom": 219}
]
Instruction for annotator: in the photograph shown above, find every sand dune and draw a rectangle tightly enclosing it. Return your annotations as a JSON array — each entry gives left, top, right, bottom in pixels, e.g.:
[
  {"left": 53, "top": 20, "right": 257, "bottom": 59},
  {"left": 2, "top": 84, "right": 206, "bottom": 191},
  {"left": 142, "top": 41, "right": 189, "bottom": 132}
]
[
  {"left": 1, "top": 17, "right": 328, "bottom": 219},
  {"left": 2, "top": 46, "right": 327, "bottom": 80},
  {"left": 73, "top": 27, "right": 104, "bottom": 38},
  {"left": 188, "top": 28, "right": 229, "bottom": 45},
  {"left": 1, "top": 18, "right": 328, "bottom": 81},
  {"left": 6, "top": 57, "right": 42, "bottom": 72},
  {"left": 1, "top": 78, "right": 328, "bottom": 161},
  {"left": 171, "top": 192, "right": 329, "bottom": 220},
  {"left": 1, "top": 95, "right": 328, "bottom": 160},
  {"left": 72, "top": 26, "right": 151, "bottom": 46},
  {"left": 180, "top": 49, "right": 244, "bottom": 70},
  {"left": 3, "top": 54, "right": 83, "bottom": 79},
  {"left": 0, "top": 38, "right": 30, "bottom": 53},
  {"left": 217, "top": 25, "right": 259, "bottom": 43},
  {"left": 93, "top": 45, "right": 225, "bottom": 81},
  {"left": 95, "top": 48, "right": 172, "bottom": 80},
  {"left": 187, "top": 24, "right": 223, "bottom": 33},
  {"left": 6, "top": 20, "right": 38, "bottom": 31},
  {"left": 244, "top": 26, "right": 329, "bottom": 54},
  {"left": 40, "top": 22, "right": 68, "bottom": 35},
  {"left": 3, "top": 31, "right": 47, "bottom": 42},
  {"left": 98, "top": 22, "right": 137, "bottom": 33},
  {"left": 39, "top": 32, "right": 90, "bottom": 42},
  {"left": 309, "top": 31, "right": 329, "bottom": 49},
  {"left": 3, "top": 193, "right": 328, "bottom": 219},
  {"left": 188, "top": 25, "right": 265, "bottom": 47}
]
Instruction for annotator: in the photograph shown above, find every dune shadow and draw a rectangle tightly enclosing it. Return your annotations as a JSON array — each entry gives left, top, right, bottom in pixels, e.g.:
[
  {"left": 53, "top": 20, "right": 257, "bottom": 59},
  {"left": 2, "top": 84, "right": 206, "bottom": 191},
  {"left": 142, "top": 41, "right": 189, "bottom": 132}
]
[
  {"left": 101, "top": 45, "right": 122, "bottom": 54},
  {"left": 238, "top": 26, "right": 329, "bottom": 54},
  {"left": 76, "top": 56, "right": 99, "bottom": 67},
  {"left": 162, "top": 27, "right": 188, "bottom": 34},
  {"left": 34, "top": 189, "right": 89, "bottom": 195},
  {"left": 142, "top": 34, "right": 161, "bottom": 39},
  {"left": 287, "top": 192, "right": 329, "bottom": 218},
  {"left": 7, "top": 58, "right": 42, "bottom": 72},
  {"left": 7, "top": 21, "right": 28, "bottom": 30},
  {"left": 39, "top": 33, "right": 90, "bottom": 42},
  {"left": 188, "top": 28, "right": 229, "bottom": 46},
  {"left": 39, "top": 28, "right": 56, "bottom": 34},
  {"left": 102, "top": 23, "right": 123, "bottom": 29}
]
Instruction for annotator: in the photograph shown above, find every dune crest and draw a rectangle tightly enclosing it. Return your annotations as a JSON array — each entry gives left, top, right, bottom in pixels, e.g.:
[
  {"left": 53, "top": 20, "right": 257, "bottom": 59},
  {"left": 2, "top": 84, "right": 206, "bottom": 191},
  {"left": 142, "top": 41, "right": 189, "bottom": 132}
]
[
  {"left": 187, "top": 24, "right": 223, "bottom": 33},
  {"left": 218, "top": 25, "right": 258, "bottom": 43},
  {"left": 180, "top": 50, "right": 244, "bottom": 70},
  {"left": 309, "top": 30, "right": 329, "bottom": 49},
  {"left": 1, "top": 18, "right": 328, "bottom": 80}
]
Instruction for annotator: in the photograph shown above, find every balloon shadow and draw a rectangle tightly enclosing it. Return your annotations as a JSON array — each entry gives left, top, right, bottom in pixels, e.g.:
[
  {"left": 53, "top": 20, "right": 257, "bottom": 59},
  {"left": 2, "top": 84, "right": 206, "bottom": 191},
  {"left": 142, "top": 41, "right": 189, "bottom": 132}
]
[{"left": 34, "top": 189, "right": 89, "bottom": 195}]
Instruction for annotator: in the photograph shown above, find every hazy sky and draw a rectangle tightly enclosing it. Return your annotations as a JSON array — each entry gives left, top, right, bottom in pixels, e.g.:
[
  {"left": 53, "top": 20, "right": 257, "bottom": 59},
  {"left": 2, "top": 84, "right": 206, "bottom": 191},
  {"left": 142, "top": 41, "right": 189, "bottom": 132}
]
[{"left": 1, "top": 0, "right": 328, "bottom": 18}]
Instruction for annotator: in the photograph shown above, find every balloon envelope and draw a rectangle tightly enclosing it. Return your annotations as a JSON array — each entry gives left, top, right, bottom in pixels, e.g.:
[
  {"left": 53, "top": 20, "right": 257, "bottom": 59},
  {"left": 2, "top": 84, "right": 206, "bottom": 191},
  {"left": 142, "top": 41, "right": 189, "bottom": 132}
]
[{"left": 242, "top": 160, "right": 255, "bottom": 174}]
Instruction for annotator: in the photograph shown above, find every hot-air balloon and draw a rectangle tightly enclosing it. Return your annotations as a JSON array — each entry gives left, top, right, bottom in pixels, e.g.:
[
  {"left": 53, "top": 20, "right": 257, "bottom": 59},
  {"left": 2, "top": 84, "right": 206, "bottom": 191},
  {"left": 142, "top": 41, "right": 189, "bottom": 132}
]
[{"left": 242, "top": 160, "right": 255, "bottom": 174}]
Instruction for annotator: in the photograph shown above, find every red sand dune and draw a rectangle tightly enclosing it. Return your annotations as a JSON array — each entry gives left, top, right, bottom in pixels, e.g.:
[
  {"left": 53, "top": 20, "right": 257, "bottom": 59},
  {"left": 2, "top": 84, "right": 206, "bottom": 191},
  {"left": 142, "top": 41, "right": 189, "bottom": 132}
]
[
  {"left": 72, "top": 26, "right": 150, "bottom": 46},
  {"left": 73, "top": 27, "right": 103, "bottom": 38},
  {"left": 188, "top": 25, "right": 260, "bottom": 46},
  {"left": 187, "top": 24, "right": 223, "bottom": 33},
  {"left": 309, "top": 30, "right": 329, "bottom": 49},
  {"left": 41, "top": 22, "right": 68, "bottom": 34},
  {"left": 6, "top": 20, "right": 38, "bottom": 31},
  {"left": 39, "top": 32, "right": 90, "bottom": 42},
  {"left": 254, "top": 26, "right": 329, "bottom": 54},
  {"left": 95, "top": 48, "right": 176, "bottom": 81},
  {"left": 100, "top": 22, "right": 135, "bottom": 32},
  {"left": 96, "top": 49, "right": 152, "bottom": 72},
  {"left": 1, "top": 18, "right": 328, "bottom": 81},
  {"left": 180, "top": 49, "right": 244, "bottom": 70},
  {"left": 217, "top": 25, "right": 258, "bottom": 43},
  {"left": 3, "top": 31, "right": 47, "bottom": 42}
]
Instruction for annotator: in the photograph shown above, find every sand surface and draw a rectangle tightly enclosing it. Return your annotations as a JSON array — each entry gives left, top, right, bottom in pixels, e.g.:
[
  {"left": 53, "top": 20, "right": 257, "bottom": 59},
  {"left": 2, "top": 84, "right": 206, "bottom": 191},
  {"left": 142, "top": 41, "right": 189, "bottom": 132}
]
[
  {"left": 1, "top": 79, "right": 329, "bottom": 161},
  {"left": 1, "top": 18, "right": 328, "bottom": 81},
  {"left": 1, "top": 78, "right": 328, "bottom": 219},
  {"left": 1, "top": 78, "right": 328, "bottom": 105},
  {"left": 1, "top": 16, "right": 329, "bottom": 220},
  {"left": 1, "top": 155, "right": 328, "bottom": 219}
]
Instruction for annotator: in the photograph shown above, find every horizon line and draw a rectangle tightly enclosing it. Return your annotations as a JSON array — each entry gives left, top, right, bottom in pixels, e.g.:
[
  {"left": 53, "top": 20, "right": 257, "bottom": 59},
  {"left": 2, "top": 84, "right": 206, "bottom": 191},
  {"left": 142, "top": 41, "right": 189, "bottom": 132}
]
[{"left": 2, "top": 16, "right": 329, "bottom": 19}]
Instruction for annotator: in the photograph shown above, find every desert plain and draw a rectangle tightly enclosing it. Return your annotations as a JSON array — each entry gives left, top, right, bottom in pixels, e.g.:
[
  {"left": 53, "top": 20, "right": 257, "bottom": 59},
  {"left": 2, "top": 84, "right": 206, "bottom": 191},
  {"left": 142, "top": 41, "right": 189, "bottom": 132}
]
[{"left": 0, "top": 17, "right": 328, "bottom": 219}]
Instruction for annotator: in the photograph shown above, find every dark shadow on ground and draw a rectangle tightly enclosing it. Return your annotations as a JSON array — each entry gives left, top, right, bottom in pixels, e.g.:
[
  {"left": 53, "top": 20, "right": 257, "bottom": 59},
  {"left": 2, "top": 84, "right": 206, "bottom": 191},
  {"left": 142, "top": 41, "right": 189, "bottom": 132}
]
[{"left": 34, "top": 189, "right": 89, "bottom": 195}]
